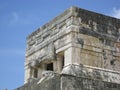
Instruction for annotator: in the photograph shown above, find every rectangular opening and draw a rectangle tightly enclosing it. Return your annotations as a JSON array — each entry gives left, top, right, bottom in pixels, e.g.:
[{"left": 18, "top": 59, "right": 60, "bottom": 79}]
[
  {"left": 62, "top": 55, "right": 64, "bottom": 69},
  {"left": 33, "top": 68, "right": 38, "bottom": 78},
  {"left": 46, "top": 63, "right": 53, "bottom": 71}
]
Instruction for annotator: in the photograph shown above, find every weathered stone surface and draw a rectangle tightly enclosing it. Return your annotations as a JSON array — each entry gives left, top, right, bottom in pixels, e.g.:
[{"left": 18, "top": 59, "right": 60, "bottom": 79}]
[
  {"left": 16, "top": 6, "right": 120, "bottom": 90},
  {"left": 16, "top": 65, "right": 120, "bottom": 90},
  {"left": 61, "top": 74, "right": 120, "bottom": 90},
  {"left": 61, "top": 65, "right": 120, "bottom": 90},
  {"left": 16, "top": 72, "right": 60, "bottom": 90},
  {"left": 62, "top": 64, "right": 120, "bottom": 84}
]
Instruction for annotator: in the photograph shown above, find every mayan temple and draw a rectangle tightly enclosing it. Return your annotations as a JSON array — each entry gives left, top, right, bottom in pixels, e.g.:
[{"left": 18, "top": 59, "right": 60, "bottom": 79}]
[{"left": 16, "top": 6, "right": 120, "bottom": 90}]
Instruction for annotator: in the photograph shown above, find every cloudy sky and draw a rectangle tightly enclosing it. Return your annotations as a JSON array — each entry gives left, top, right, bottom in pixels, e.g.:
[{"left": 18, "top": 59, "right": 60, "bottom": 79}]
[{"left": 0, "top": 0, "right": 120, "bottom": 90}]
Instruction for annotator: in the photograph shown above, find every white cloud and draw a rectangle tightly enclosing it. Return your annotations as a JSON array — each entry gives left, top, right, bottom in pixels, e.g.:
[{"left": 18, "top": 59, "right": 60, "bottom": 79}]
[
  {"left": 8, "top": 11, "right": 39, "bottom": 25},
  {"left": 111, "top": 8, "right": 120, "bottom": 19},
  {"left": 9, "top": 12, "right": 19, "bottom": 25}
]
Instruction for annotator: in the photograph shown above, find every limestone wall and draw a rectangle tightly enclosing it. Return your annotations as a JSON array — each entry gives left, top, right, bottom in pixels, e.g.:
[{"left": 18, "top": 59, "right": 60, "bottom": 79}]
[
  {"left": 25, "top": 6, "right": 120, "bottom": 83},
  {"left": 61, "top": 64, "right": 120, "bottom": 90},
  {"left": 16, "top": 72, "right": 60, "bottom": 90},
  {"left": 16, "top": 65, "right": 120, "bottom": 90},
  {"left": 61, "top": 75, "right": 120, "bottom": 90}
]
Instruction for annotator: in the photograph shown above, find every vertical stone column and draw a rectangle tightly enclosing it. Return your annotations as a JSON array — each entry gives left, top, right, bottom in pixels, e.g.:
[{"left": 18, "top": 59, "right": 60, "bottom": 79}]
[
  {"left": 64, "top": 47, "right": 81, "bottom": 66},
  {"left": 53, "top": 60, "right": 58, "bottom": 72},
  {"left": 24, "top": 65, "right": 31, "bottom": 83},
  {"left": 72, "top": 47, "right": 81, "bottom": 65},
  {"left": 57, "top": 55, "right": 64, "bottom": 73},
  {"left": 64, "top": 47, "right": 73, "bottom": 66},
  {"left": 41, "top": 64, "right": 47, "bottom": 71},
  {"left": 38, "top": 68, "right": 43, "bottom": 78}
]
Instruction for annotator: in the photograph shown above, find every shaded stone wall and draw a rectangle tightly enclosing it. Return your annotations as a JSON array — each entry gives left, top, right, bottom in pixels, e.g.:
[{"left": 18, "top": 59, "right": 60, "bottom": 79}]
[
  {"left": 16, "top": 65, "right": 120, "bottom": 90},
  {"left": 16, "top": 75, "right": 120, "bottom": 90},
  {"left": 61, "top": 75, "right": 120, "bottom": 90},
  {"left": 16, "top": 73, "right": 60, "bottom": 90},
  {"left": 61, "top": 64, "right": 120, "bottom": 90}
]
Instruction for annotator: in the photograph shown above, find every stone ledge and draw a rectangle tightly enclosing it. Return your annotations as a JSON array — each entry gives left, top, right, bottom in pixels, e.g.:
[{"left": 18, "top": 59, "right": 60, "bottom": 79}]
[
  {"left": 27, "top": 6, "right": 120, "bottom": 41},
  {"left": 62, "top": 64, "right": 120, "bottom": 84}
]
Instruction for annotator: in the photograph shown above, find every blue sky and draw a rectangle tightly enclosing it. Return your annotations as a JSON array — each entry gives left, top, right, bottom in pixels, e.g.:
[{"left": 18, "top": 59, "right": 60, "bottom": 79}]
[{"left": 0, "top": 0, "right": 120, "bottom": 90}]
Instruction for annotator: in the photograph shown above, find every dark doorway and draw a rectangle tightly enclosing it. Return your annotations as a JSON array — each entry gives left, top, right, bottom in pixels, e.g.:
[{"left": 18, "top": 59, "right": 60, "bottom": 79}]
[
  {"left": 62, "top": 55, "right": 64, "bottom": 69},
  {"left": 34, "top": 68, "right": 38, "bottom": 78},
  {"left": 46, "top": 63, "right": 53, "bottom": 71}
]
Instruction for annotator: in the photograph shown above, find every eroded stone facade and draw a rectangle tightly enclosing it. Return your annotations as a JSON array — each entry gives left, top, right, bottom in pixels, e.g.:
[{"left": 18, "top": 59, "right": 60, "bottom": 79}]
[{"left": 16, "top": 6, "right": 120, "bottom": 90}]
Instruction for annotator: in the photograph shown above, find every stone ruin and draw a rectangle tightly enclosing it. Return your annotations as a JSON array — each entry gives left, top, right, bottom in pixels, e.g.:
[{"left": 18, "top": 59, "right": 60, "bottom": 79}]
[{"left": 16, "top": 6, "right": 120, "bottom": 90}]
